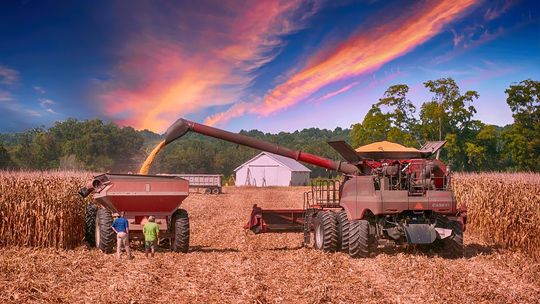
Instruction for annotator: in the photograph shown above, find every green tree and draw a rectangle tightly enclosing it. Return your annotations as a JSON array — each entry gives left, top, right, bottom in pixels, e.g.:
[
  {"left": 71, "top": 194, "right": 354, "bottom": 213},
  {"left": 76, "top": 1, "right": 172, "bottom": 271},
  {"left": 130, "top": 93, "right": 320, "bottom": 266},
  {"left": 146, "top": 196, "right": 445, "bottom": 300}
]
[
  {"left": 351, "top": 84, "right": 418, "bottom": 148},
  {"left": 503, "top": 79, "right": 540, "bottom": 171},
  {"left": 0, "top": 142, "right": 13, "bottom": 169},
  {"left": 420, "top": 78, "right": 480, "bottom": 170}
]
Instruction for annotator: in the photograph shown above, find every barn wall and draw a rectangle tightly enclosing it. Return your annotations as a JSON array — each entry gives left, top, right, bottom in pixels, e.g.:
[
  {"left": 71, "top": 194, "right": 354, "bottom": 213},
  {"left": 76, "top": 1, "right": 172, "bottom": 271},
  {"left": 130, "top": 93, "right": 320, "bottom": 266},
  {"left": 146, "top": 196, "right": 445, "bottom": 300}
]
[
  {"left": 235, "top": 154, "right": 294, "bottom": 187},
  {"left": 291, "top": 171, "right": 310, "bottom": 186}
]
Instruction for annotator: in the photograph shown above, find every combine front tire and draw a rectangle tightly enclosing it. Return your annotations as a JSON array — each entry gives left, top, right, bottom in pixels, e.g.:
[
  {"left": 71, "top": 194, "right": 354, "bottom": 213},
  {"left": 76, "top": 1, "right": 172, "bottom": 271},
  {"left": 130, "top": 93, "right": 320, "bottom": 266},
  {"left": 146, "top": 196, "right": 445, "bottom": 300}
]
[
  {"left": 336, "top": 210, "right": 350, "bottom": 253},
  {"left": 443, "top": 220, "right": 464, "bottom": 258},
  {"left": 313, "top": 211, "right": 338, "bottom": 252},
  {"left": 85, "top": 204, "right": 97, "bottom": 246},
  {"left": 95, "top": 208, "right": 115, "bottom": 253},
  {"left": 349, "top": 220, "right": 371, "bottom": 258},
  {"left": 172, "top": 209, "right": 190, "bottom": 253}
]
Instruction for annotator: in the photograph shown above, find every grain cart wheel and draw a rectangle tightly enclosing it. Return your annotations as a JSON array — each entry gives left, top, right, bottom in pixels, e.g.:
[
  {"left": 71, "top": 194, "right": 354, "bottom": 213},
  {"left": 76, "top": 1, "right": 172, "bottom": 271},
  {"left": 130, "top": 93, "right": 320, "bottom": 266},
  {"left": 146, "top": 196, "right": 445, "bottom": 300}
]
[
  {"left": 349, "top": 220, "right": 371, "bottom": 258},
  {"left": 85, "top": 204, "right": 97, "bottom": 246},
  {"left": 172, "top": 209, "right": 190, "bottom": 253},
  {"left": 336, "top": 210, "right": 350, "bottom": 253},
  {"left": 204, "top": 188, "right": 212, "bottom": 194},
  {"left": 211, "top": 187, "right": 220, "bottom": 195},
  {"left": 313, "top": 211, "right": 338, "bottom": 252},
  {"left": 443, "top": 220, "right": 464, "bottom": 259},
  {"left": 95, "top": 208, "right": 115, "bottom": 253}
]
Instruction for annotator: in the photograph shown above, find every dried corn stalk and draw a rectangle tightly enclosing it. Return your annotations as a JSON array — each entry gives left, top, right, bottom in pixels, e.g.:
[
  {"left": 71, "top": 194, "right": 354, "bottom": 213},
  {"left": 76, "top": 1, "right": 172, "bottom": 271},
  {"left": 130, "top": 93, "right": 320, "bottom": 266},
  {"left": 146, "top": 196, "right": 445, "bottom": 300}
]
[
  {"left": 453, "top": 173, "right": 540, "bottom": 261},
  {"left": 0, "top": 171, "right": 92, "bottom": 249}
]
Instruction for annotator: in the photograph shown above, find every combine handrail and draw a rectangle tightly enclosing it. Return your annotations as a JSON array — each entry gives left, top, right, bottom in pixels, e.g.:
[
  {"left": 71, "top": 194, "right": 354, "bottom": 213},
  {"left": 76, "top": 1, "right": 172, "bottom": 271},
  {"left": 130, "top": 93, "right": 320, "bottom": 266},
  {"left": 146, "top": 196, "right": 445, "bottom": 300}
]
[{"left": 165, "top": 118, "right": 361, "bottom": 175}]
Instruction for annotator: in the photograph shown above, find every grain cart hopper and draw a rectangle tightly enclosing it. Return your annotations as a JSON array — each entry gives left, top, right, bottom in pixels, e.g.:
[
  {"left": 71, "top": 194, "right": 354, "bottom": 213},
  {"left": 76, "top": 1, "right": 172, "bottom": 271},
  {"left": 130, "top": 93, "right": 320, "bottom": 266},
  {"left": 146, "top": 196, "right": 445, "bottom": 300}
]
[
  {"left": 79, "top": 173, "right": 190, "bottom": 253},
  {"left": 164, "top": 118, "right": 467, "bottom": 258}
]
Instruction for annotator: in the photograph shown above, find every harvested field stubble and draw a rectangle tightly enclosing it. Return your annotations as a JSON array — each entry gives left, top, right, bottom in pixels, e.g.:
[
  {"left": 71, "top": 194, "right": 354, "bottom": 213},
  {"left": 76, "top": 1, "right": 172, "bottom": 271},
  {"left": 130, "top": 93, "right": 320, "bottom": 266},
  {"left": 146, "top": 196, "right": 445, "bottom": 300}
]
[
  {"left": 0, "top": 171, "right": 92, "bottom": 249},
  {"left": 453, "top": 173, "right": 540, "bottom": 261},
  {"left": 0, "top": 185, "right": 540, "bottom": 303}
]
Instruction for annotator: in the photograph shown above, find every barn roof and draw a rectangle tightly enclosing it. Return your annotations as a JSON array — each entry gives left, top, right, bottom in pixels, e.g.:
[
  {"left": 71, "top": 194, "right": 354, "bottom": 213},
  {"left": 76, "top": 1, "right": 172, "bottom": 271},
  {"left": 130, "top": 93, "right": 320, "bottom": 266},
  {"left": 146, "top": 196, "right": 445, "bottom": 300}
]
[{"left": 234, "top": 152, "right": 311, "bottom": 172}]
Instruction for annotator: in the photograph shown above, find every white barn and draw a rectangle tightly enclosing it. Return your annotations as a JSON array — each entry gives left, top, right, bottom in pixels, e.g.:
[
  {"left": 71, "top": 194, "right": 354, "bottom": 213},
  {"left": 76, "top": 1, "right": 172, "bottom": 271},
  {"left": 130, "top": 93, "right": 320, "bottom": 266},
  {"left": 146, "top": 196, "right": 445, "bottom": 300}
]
[{"left": 234, "top": 152, "right": 311, "bottom": 187}]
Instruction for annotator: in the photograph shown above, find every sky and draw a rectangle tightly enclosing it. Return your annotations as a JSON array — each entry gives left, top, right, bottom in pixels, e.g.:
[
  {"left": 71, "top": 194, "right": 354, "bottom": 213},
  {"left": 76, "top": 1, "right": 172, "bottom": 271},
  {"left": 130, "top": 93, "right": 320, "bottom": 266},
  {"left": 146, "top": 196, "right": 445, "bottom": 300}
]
[{"left": 0, "top": 0, "right": 539, "bottom": 133}]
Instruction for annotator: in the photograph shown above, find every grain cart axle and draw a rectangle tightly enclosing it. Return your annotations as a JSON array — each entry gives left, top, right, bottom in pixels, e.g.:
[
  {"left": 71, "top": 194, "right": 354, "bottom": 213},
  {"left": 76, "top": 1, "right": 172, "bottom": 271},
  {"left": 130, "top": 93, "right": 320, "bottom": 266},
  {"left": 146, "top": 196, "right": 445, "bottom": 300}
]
[
  {"left": 79, "top": 173, "right": 190, "bottom": 253},
  {"left": 165, "top": 118, "right": 467, "bottom": 258}
]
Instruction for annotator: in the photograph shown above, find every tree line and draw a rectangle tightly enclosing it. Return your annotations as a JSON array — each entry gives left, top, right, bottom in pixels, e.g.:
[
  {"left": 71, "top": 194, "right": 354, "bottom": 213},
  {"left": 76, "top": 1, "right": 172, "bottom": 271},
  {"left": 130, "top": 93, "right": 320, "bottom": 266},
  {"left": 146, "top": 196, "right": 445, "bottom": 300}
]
[{"left": 0, "top": 78, "right": 538, "bottom": 176}]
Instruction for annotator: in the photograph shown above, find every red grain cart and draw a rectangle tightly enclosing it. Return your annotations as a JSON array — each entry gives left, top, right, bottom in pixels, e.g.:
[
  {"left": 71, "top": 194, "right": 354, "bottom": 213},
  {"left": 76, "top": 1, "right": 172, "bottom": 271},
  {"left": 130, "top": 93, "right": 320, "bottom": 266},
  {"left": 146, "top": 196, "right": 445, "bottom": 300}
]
[{"left": 80, "top": 173, "right": 190, "bottom": 253}]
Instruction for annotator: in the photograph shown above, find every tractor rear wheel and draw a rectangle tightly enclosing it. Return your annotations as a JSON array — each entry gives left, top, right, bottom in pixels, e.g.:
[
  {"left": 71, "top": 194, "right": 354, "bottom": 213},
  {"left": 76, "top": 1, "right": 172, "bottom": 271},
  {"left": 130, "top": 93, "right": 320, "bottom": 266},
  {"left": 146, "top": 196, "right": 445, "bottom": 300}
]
[
  {"left": 442, "top": 220, "right": 464, "bottom": 258},
  {"left": 85, "top": 204, "right": 97, "bottom": 246},
  {"left": 172, "top": 209, "right": 190, "bottom": 253},
  {"left": 95, "top": 208, "right": 115, "bottom": 253},
  {"left": 336, "top": 210, "right": 350, "bottom": 253},
  {"left": 349, "top": 219, "right": 371, "bottom": 258},
  {"left": 313, "top": 211, "right": 338, "bottom": 252}
]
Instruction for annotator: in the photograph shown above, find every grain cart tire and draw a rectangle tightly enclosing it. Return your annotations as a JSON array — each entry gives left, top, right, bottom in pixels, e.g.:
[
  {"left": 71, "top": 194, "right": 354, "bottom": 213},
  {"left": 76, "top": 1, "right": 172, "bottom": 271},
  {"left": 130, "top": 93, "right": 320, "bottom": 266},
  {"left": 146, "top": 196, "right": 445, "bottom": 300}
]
[
  {"left": 172, "top": 209, "right": 190, "bottom": 253},
  {"left": 336, "top": 210, "right": 350, "bottom": 253},
  {"left": 204, "top": 188, "right": 212, "bottom": 194},
  {"left": 313, "top": 211, "right": 338, "bottom": 252},
  {"left": 95, "top": 208, "right": 115, "bottom": 253},
  {"left": 85, "top": 204, "right": 97, "bottom": 246},
  {"left": 349, "top": 220, "right": 371, "bottom": 258},
  {"left": 443, "top": 220, "right": 464, "bottom": 259},
  {"left": 211, "top": 187, "right": 220, "bottom": 195}
]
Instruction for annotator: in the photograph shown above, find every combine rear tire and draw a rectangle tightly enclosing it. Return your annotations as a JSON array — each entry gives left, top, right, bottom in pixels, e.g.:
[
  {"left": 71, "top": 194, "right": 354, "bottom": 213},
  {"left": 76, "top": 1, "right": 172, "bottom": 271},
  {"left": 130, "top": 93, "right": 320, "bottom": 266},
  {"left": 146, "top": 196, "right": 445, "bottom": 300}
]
[
  {"left": 349, "top": 220, "right": 371, "bottom": 258},
  {"left": 85, "top": 204, "right": 97, "bottom": 246},
  {"left": 172, "top": 209, "right": 190, "bottom": 253},
  {"left": 336, "top": 210, "right": 350, "bottom": 253},
  {"left": 443, "top": 220, "right": 464, "bottom": 258},
  {"left": 95, "top": 208, "right": 115, "bottom": 253},
  {"left": 313, "top": 211, "right": 338, "bottom": 252}
]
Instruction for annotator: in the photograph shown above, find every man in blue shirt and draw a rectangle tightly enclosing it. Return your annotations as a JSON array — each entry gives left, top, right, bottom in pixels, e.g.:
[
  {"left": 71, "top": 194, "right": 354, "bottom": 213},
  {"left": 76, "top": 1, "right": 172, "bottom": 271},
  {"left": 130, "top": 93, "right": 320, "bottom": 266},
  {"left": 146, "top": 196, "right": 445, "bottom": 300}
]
[{"left": 111, "top": 211, "right": 132, "bottom": 259}]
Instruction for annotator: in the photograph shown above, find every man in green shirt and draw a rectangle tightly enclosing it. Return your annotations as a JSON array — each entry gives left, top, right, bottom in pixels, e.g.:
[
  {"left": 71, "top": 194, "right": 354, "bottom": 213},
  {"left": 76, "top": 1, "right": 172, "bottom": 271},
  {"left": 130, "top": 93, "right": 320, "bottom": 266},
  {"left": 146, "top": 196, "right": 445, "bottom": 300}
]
[{"left": 143, "top": 216, "right": 160, "bottom": 258}]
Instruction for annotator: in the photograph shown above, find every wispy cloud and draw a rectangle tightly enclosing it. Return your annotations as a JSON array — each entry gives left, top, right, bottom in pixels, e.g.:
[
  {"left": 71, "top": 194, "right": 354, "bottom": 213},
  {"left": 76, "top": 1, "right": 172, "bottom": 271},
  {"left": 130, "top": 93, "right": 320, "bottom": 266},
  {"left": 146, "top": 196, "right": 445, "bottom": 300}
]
[
  {"left": 484, "top": 0, "right": 515, "bottom": 21},
  {"left": 33, "top": 86, "right": 46, "bottom": 94},
  {"left": 206, "top": 0, "right": 478, "bottom": 126},
  {"left": 39, "top": 98, "right": 55, "bottom": 107},
  {"left": 314, "top": 81, "right": 361, "bottom": 103},
  {"left": 100, "top": 0, "right": 320, "bottom": 132},
  {"left": 0, "top": 65, "right": 19, "bottom": 85},
  {"left": 0, "top": 90, "right": 13, "bottom": 102}
]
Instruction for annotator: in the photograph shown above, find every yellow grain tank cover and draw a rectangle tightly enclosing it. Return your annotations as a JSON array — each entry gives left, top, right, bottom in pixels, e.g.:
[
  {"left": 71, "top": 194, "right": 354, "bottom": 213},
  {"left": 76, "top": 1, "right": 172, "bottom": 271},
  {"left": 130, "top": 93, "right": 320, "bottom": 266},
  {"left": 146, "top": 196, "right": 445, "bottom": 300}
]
[{"left": 355, "top": 141, "right": 419, "bottom": 152}]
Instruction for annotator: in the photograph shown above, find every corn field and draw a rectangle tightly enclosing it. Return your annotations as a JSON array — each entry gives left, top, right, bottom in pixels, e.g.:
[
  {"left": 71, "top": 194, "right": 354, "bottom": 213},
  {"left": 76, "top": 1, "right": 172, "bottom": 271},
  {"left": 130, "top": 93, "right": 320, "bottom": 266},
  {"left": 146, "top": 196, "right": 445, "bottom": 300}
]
[
  {"left": 453, "top": 173, "right": 540, "bottom": 261},
  {"left": 0, "top": 171, "right": 539, "bottom": 260},
  {"left": 0, "top": 171, "right": 92, "bottom": 249}
]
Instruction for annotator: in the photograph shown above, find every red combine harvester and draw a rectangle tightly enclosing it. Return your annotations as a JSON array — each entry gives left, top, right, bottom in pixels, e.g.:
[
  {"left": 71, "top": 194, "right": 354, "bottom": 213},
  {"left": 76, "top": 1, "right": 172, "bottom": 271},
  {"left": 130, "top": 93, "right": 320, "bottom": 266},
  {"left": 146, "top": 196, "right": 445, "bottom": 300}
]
[
  {"left": 79, "top": 174, "right": 190, "bottom": 253},
  {"left": 164, "top": 118, "right": 467, "bottom": 258}
]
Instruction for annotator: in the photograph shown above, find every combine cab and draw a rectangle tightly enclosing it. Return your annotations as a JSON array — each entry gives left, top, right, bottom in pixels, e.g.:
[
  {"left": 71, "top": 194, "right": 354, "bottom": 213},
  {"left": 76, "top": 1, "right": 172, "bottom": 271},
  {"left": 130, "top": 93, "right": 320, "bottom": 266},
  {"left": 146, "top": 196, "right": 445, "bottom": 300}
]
[
  {"left": 162, "top": 118, "right": 467, "bottom": 258},
  {"left": 80, "top": 173, "right": 190, "bottom": 253}
]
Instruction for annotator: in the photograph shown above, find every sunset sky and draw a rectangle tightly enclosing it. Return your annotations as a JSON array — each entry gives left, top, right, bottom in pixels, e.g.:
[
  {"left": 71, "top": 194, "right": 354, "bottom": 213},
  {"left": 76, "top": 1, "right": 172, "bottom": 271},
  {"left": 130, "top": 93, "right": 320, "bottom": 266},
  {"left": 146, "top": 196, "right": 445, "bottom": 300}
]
[{"left": 0, "top": 0, "right": 539, "bottom": 133}]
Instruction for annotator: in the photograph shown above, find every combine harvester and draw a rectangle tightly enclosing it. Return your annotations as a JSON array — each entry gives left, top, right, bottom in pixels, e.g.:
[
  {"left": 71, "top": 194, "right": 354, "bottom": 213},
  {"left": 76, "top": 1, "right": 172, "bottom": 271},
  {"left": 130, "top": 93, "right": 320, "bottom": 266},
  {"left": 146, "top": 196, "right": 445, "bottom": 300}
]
[{"left": 164, "top": 118, "right": 467, "bottom": 258}]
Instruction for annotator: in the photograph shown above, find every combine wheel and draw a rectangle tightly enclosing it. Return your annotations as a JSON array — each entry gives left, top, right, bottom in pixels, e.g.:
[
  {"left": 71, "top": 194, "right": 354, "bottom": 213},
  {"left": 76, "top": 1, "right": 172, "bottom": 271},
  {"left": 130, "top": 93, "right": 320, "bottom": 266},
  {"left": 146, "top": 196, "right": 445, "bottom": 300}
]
[
  {"left": 336, "top": 210, "right": 350, "bottom": 253},
  {"left": 442, "top": 220, "right": 464, "bottom": 258},
  {"left": 349, "top": 220, "right": 371, "bottom": 258},
  {"left": 172, "top": 209, "right": 190, "bottom": 253},
  {"left": 85, "top": 204, "right": 97, "bottom": 246},
  {"left": 313, "top": 211, "right": 338, "bottom": 252},
  {"left": 95, "top": 208, "right": 115, "bottom": 253}
]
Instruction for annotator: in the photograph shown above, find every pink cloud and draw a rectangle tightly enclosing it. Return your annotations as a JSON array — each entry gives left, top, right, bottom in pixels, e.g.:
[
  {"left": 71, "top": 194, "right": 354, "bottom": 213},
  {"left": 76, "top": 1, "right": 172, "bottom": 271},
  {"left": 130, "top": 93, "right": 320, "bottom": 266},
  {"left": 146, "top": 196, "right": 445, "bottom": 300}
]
[
  {"left": 99, "top": 1, "right": 318, "bottom": 132},
  {"left": 207, "top": 0, "right": 478, "bottom": 126}
]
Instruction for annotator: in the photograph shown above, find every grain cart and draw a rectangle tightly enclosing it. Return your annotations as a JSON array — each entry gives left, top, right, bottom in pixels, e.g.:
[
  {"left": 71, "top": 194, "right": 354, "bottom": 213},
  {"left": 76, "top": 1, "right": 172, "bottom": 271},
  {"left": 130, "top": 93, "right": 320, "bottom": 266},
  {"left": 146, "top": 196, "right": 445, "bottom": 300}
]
[
  {"left": 79, "top": 173, "right": 190, "bottom": 253},
  {"left": 164, "top": 118, "right": 467, "bottom": 258}
]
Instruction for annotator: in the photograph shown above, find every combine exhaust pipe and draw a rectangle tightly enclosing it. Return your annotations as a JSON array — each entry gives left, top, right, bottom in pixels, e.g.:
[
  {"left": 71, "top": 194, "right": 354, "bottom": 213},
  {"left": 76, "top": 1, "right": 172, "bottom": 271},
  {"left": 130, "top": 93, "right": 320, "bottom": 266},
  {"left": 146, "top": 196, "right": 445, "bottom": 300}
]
[{"left": 165, "top": 118, "right": 360, "bottom": 175}]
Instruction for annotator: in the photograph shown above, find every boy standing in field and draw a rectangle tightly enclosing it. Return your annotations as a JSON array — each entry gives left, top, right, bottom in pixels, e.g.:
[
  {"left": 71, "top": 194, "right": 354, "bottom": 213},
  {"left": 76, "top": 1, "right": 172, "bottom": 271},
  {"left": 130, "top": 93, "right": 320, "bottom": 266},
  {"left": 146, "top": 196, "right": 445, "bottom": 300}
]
[
  {"left": 111, "top": 211, "right": 132, "bottom": 260},
  {"left": 143, "top": 216, "right": 160, "bottom": 258}
]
